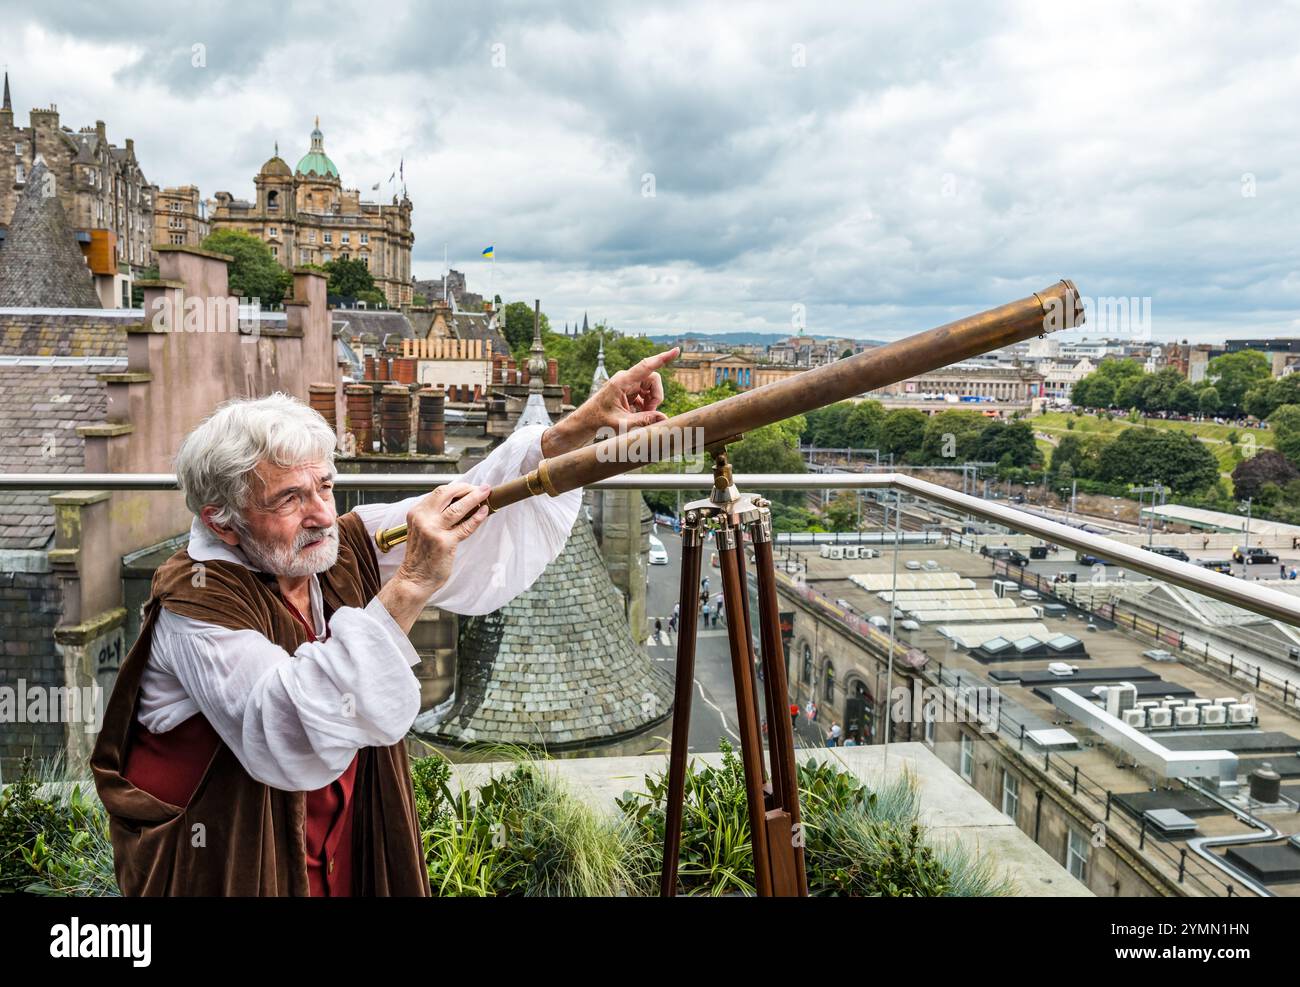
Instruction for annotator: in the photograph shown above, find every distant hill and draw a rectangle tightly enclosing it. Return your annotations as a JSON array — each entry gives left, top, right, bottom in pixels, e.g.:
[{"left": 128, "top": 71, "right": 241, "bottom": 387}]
[{"left": 644, "top": 330, "right": 886, "bottom": 347}]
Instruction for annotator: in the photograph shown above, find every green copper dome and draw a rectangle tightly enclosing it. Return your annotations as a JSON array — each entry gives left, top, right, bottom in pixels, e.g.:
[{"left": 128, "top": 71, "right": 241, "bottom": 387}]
[{"left": 295, "top": 116, "right": 339, "bottom": 178}]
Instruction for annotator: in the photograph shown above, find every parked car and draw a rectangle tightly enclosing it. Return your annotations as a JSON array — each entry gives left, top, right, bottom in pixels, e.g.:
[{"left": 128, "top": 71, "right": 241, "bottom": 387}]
[
  {"left": 648, "top": 535, "right": 669, "bottom": 565},
  {"left": 868, "top": 615, "right": 890, "bottom": 629},
  {"left": 1142, "top": 544, "right": 1190, "bottom": 562},
  {"left": 922, "top": 559, "right": 940, "bottom": 571},
  {"left": 1233, "top": 546, "right": 1279, "bottom": 565},
  {"left": 899, "top": 619, "right": 921, "bottom": 631},
  {"left": 1076, "top": 552, "right": 1110, "bottom": 566},
  {"left": 984, "top": 546, "right": 1029, "bottom": 566},
  {"left": 1196, "top": 558, "right": 1234, "bottom": 575},
  {"left": 904, "top": 560, "right": 922, "bottom": 570}
]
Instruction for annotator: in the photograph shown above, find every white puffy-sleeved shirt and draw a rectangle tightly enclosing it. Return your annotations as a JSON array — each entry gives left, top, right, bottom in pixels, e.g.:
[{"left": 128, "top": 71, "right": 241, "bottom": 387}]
[{"left": 134, "top": 423, "right": 581, "bottom": 792}]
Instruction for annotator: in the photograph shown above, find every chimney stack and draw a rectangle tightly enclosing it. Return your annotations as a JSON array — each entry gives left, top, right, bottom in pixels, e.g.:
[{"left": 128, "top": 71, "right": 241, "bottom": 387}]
[
  {"left": 308, "top": 383, "right": 337, "bottom": 431},
  {"left": 345, "top": 385, "right": 373, "bottom": 455},
  {"left": 380, "top": 385, "right": 411, "bottom": 454},
  {"left": 417, "top": 387, "right": 446, "bottom": 455}
]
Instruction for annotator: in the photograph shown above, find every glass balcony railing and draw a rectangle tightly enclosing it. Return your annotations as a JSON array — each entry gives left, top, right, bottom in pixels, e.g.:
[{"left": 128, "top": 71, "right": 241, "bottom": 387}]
[{"left": 4, "top": 469, "right": 1300, "bottom": 899}]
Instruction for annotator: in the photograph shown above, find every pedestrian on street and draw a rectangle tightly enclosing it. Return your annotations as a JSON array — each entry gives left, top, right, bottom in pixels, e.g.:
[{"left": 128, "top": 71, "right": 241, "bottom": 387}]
[
  {"left": 1283, "top": 564, "right": 1288, "bottom": 579},
  {"left": 654, "top": 617, "right": 663, "bottom": 640},
  {"left": 701, "top": 601, "right": 711, "bottom": 626},
  {"left": 701, "top": 575, "right": 710, "bottom": 594},
  {"left": 829, "top": 722, "right": 842, "bottom": 746},
  {"left": 714, "top": 592, "right": 724, "bottom": 626},
  {"left": 789, "top": 703, "right": 799, "bottom": 727}
]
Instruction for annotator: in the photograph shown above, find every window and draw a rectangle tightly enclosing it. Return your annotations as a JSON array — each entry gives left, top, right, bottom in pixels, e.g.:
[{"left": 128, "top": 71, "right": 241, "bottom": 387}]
[
  {"left": 268, "top": 227, "right": 278, "bottom": 238},
  {"left": 823, "top": 661, "right": 835, "bottom": 704},
  {"left": 801, "top": 645, "right": 812, "bottom": 685},
  {"left": 300, "top": 249, "right": 311, "bottom": 264},
  {"left": 1001, "top": 770, "right": 1019, "bottom": 819},
  {"left": 341, "top": 232, "right": 350, "bottom": 244},
  {"left": 323, "top": 232, "right": 332, "bottom": 244},
  {"left": 170, "top": 233, "right": 185, "bottom": 245},
  {"left": 14, "top": 163, "right": 23, "bottom": 184},
  {"left": 308, "top": 230, "right": 317, "bottom": 243},
  {"left": 322, "top": 252, "right": 332, "bottom": 263},
  {"left": 270, "top": 246, "right": 278, "bottom": 259},
  {"left": 923, "top": 708, "right": 935, "bottom": 746},
  {"left": 360, "top": 233, "right": 368, "bottom": 245},
  {"left": 1067, "top": 828, "right": 1089, "bottom": 883},
  {"left": 360, "top": 253, "right": 369, "bottom": 268},
  {"left": 959, "top": 733, "right": 974, "bottom": 782},
  {"left": 13, "top": 143, "right": 21, "bottom": 156},
  {"left": 170, "top": 201, "right": 182, "bottom": 212}
]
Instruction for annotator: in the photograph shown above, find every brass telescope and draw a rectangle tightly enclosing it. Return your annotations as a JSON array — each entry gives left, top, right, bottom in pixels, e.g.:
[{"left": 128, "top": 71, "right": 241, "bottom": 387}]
[{"left": 374, "top": 279, "right": 1084, "bottom": 552}]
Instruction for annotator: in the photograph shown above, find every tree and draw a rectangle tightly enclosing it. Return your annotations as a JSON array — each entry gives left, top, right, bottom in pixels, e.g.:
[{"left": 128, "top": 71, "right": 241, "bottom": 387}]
[
  {"left": 1198, "top": 385, "right": 1221, "bottom": 416},
  {"left": 322, "top": 257, "right": 376, "bottom": 299},
  {"left": 1094, "top": 428, "right": 1219, "bottom": 494},
  {"left": 1245, "top": 374, "right": 1300, "bottom": 420},
  {"left": 201, "top": 230, "right": 291, "bottom": 305},
  {"left": 1169, "top": 381, "right": 1199, "bottom": 415},
  {"left": 1206, "top": 350, "right": 1270, "bottom": 415},
  {"left": 1269, "top": 404, "right": 1300, "bottom": 467},
  {"left": 844, "top": 401, "right": 885, "bottom": 451},
  {"left": 1071, "top": 358, "right": 1143, "bottom": 408},
  {"left": 1231, "top": 450, "right": 1299, "bottom": 501},
  {"left": 824, "top": 492, "right": 859, "bottom": 532},
  {"left": 803, "top": 403, "right": 854, "bottom": 448},
  {"left": 502, "top": 300, "right": 551, "bottom": 352},
  {"left": 977, "top": 420, "right": 1039, "bottom": 468},
  {"left": 879, "top": 408, "right": 927, "bottom": 461},
  {"left": 919, "top": 409, "right": 987, "bottom": 463}
]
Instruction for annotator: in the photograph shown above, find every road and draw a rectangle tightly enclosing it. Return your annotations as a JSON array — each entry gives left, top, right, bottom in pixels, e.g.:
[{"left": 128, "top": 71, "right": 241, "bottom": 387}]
[{"left": 645, "top": 526, "right": 830, "bottom": 752}]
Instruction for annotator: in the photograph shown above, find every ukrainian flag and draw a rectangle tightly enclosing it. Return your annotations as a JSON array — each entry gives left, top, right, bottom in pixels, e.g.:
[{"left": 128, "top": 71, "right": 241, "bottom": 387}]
[{"left": 482, "top": 245, "right": 494, "bottom": 259}]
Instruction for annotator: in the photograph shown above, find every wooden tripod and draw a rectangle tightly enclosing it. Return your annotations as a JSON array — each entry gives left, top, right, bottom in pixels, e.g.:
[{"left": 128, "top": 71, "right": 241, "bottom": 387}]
[{"left": 659, "top": 451, "right": 808, "bottom": 897}]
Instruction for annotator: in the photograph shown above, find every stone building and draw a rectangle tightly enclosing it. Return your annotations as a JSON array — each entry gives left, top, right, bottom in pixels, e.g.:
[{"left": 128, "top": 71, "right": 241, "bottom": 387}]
[
  {"left": 0, "top": 160, "right": 103, "bottom": 308},
  {"left": 209, "top": 119, "right": 414, "bottom": 306},
  {"left": 0, "top": 73, "right": 156, "bottom": 293},
  {"left": 153, "top": 185, "right": 209, "bottom": 249},
  {"left": 671, "top": 351, "right": 805, "bottom": 393}
]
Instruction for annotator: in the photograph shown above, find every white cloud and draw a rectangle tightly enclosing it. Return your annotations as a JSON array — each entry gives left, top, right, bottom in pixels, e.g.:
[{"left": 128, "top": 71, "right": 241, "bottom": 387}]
[{"left": 2, "top": 0, "right": 1299, "bottom": 342}]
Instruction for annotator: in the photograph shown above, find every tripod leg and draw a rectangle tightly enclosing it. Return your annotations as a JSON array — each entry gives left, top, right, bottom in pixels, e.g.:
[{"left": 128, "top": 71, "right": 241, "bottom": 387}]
[
  {"left": 717, "top": 522, "right": 774, "bottom": 897},
  {"left": 732, "top": 537, "right": 770, "bottom": 790},
  {"left": 751, "top": 514, "right": 809, "bottom": 896},
  {"left": 660, "top": 517, "right": 704, "bottom": 897}
]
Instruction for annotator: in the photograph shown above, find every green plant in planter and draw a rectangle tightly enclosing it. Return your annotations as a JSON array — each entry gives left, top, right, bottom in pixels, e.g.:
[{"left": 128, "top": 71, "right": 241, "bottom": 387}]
[
  {"left": 617, "top": 739, "right": 757, "bottom": 896},
  {"left": 0, "top": 755, "right": 119, "bottom": 896},
  {"left": 418, "top": 750, "right": 650, "bottom": 897}
]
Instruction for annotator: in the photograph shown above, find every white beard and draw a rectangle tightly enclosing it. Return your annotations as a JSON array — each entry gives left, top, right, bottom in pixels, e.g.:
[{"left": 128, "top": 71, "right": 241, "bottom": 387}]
[{"left": 239, "top": 522, "right": 340, "bottom": 578}]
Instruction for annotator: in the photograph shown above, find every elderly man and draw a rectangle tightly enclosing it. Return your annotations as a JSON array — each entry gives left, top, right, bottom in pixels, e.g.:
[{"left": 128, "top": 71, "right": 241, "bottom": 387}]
[{"left": 92, "top": 348, "right": 677, "bottom": 896}]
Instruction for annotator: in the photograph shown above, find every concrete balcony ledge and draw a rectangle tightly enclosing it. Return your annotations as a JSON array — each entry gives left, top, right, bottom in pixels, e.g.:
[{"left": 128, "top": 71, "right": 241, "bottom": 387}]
[{"left": 446, "top": 742, "right": 1091, "bottom": 897}]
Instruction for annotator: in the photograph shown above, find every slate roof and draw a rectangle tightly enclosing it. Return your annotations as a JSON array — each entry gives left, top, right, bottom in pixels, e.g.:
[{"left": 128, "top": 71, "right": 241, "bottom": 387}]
[
  {"left": 0, "top": 161, "right": 102, "bottom": 308},
  {"left": 423, "top": 513, "right": 673, "bottom": 749},
  {"left": 0, "top": 359, "right": 113, "bottom": 549},
  {"left": 331, "top": 310, "right": 416, "bottom": 350}
]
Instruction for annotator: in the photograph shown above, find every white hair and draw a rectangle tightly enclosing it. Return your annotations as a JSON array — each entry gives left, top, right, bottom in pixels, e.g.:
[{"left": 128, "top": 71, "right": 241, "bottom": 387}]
[{"left": 174, "top": 392, "right": 338, "bottom": 530}]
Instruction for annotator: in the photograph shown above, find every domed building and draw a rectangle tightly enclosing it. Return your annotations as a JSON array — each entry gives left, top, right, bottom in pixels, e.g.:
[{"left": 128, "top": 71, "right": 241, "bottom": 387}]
[{"left": 209, "top": 119, "right": 414, "bottom": 305}]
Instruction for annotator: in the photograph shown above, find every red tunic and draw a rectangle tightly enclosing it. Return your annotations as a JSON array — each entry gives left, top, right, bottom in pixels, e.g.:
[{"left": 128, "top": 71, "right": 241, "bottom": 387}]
[{"left": 123, "top": 597, "right": 359, "bottom": 897}]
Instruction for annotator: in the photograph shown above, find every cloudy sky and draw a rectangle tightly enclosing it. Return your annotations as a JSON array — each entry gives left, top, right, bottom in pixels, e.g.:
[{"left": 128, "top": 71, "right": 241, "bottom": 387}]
[{"left": 3, "top": 0, "right": 1299, "bottom": 342}]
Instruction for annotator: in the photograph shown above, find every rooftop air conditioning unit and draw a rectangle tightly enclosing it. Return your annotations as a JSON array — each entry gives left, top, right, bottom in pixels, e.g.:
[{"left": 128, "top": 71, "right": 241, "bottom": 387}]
[
  {"left": 1186, "top": 698, "right": 1212, "bottom": 709},
  {"left": 1147, "top": 707, "right": 1173, "bottom": 728},
  {"left": 1200, "top": 705, "right": 1227, "bottom": 726},
  {"left": 1228, "top": 703, "right": 1254, "bottom": 724},
  {"left": 1105, "top": 682, "right": 1138, "bottom": 717},
  {"left": 827, "top": 546, "right": 844, "bottom": 560},
  {"left": 1215, "top": 697, "right": 1237, "bottom": 707},
  {"left": 1175, "top": 707, "right": 1200, "bottom": 727},
  {"left": 1161, "top": 698, "right": 1183, "bottom": 708},
  {"left": 843, "top": 546, "right": 860, "bottom": 560},
  {"left": 1122, "top": 708, "right": 1147, "bottom": 729},
  {"left": 1047, "top": 662, "right": 1077, "bottom": 677}
]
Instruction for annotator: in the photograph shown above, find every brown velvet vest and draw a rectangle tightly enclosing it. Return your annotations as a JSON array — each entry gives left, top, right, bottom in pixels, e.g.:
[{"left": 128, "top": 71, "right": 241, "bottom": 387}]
[{"left": 90, "top": 511, "right": 431, "bottom": 897}]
